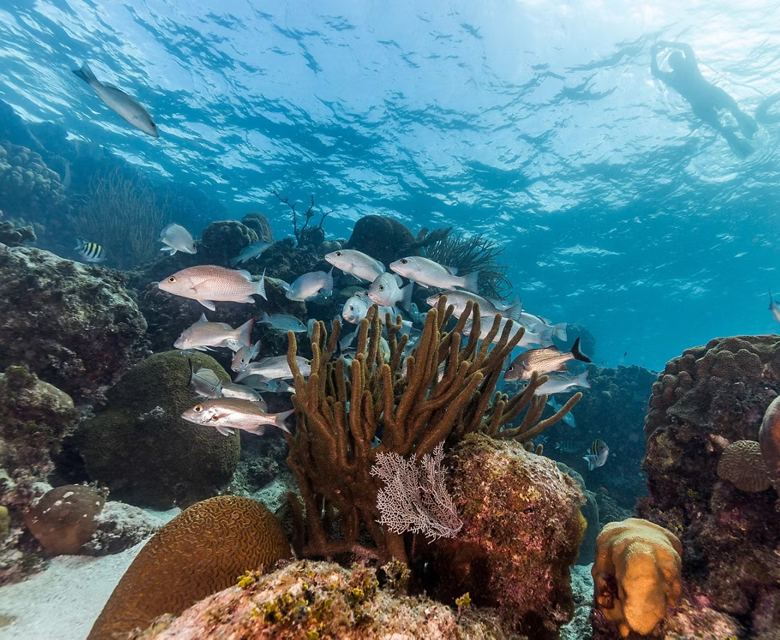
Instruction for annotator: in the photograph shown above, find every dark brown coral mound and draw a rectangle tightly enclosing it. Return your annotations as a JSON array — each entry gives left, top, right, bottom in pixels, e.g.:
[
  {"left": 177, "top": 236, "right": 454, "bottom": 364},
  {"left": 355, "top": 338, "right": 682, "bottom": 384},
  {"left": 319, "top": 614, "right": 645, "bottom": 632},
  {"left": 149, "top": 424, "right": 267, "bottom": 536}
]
[
  {"left": 639, "top": 335, "right": 780, "bottom": 635},
  {"left": 344, "top": 214, "right": 416, "bottom": 266},
  {"left": 88, "top": 495, "right": 291, "bottom": 640}
]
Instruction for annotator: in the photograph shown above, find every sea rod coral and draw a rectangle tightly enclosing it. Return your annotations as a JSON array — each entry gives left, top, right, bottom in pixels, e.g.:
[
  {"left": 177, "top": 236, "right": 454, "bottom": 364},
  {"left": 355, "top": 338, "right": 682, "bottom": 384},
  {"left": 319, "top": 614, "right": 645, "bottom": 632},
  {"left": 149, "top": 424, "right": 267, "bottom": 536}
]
[{"left": 284, "top": 298, "right": 581, "bottom": 565}]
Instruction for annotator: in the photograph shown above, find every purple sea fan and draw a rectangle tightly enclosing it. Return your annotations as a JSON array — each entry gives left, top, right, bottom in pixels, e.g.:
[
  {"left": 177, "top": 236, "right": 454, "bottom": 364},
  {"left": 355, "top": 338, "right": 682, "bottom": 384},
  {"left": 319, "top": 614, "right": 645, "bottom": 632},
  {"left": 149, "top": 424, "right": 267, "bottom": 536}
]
[{"left": 370, "top": 442, "right": 463, "bottom": 540}]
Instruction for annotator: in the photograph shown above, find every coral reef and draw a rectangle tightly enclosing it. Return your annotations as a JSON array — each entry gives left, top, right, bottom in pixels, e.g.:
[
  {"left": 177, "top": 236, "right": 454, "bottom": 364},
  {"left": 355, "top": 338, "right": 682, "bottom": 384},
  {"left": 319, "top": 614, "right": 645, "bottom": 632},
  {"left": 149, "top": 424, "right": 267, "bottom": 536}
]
[
  {"left": 592, "top": 518, "right": 682, "bottom": 638},
  {"left": 0, "top": 141, "right": 66, "bottom": 221},
  {"left": 89, "top": 495, "right": 291, "bottom": 640},
  {"left": 0, "top": 246, "right": 148, "bottom": 398},
  {"left": 241, "top": 211, "right": 274, "bottom": 242},
  {"left": 422, "top": 434, "right": 585, "bottom": 638},
  {"left": 639, "top": 335, "right": 780, "bottom": 632},
  {"left": 133, "top": 559, "right": 506, "bottom": 640},
  {"left": 0, "top": 211, "right": 35, "bottom": 247},
  {"left": 84, "top": 501, "right": 167, "bottom": 556},
  {"left": 23, "top": 484, "right": 105, "bottom": 556},
  {"left": 252, "top": 237, "right": 325, "bottom": 285},
  {"left": 285, "top": 301, "right": 580, "bottom": 565},
  {"left": 199, "top": 219, "right": 258, "bottom": 266},
  {"left": 75, "top": 351, "right": 240, "bottom": 509},
  {"left": 344, "top": 214, "right": 417, "bottom": 266},
  {"left": 759, "top": 394, "right": 780, "bottom": 489},
  {"left": 717, "top": 439, "right": 772, "bottom": 492}
]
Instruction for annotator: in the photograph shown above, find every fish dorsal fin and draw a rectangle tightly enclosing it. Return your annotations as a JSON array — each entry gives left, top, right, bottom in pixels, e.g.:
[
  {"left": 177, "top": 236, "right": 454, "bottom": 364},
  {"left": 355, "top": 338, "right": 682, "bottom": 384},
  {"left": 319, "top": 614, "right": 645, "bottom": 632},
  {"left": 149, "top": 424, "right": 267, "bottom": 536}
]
[
  {"left": 197, "top": 313, "right": 208, "bottom": 324},
  {"left": 393, "top": 273, "right": 403, "bottom": 287},
  {"left": 444, "top": 266, "right": 459, "bottom": 275},
  {"left": 236, "top": 269, "right": 252, "bottom": 281}
]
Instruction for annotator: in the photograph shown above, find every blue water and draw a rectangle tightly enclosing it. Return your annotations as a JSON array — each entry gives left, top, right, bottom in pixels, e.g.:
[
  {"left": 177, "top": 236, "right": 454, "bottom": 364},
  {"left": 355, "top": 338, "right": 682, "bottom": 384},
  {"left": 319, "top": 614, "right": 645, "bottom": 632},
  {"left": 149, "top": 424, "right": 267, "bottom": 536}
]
[{"left": 2, "top": 0, "right": 780, "bottom": 370}]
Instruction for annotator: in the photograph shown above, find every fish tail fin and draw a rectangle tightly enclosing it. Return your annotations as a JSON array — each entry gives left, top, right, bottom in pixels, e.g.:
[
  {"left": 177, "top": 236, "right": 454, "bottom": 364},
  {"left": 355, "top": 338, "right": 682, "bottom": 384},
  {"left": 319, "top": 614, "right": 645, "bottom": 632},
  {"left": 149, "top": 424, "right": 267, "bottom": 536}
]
[
  {"left": 571, "top": 337, "right": 591, "bottom": 363},
  {"left": 235, "top": 318, "right": 254, "bottom": 348},
  {"left": 74, "top": 238, "right": 85, "bottom": 251},
  {"left": 229, "top": 256, "right": 240, "bottom": 267},
  {"left": 577, "top": 370, "right": 591, "bottom": 389},
  {"left": 553, "top": 322, "right": 568, "bottom": 342},
  {"left": 275, "top": 409, "right": 295, "bottom": 433},
  {"left": 160, "top": 246, "right": 176, "bottom": 255},
  {"left": 324, "top": 267, "right": 334, "bottom": 292},
  {"left": 583, "top": 454, "right": 596, "bottom": 471},
  {"left": 73, "top": 62, "right": 98, "bottom": 85},
  {"left": 399, "top": 282, "right": 414, "bottom": 311},
  {"left": 506, "top": 299, "right": 524, "bottom": 321},
  {"left": 255, "top": 269, "right": 267, "bottom": 300},
  {"left": 537, "top": 325, "right": 555, "bottom": 346},
  {"left": 460, "top": 272, "right": 480, "bottom": 293}
]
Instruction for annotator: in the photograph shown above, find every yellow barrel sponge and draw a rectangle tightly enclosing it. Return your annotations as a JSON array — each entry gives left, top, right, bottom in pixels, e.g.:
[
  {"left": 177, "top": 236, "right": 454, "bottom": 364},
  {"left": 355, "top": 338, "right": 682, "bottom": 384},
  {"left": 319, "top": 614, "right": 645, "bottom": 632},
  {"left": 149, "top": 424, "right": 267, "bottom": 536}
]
[
  {"left": 592, "top": 517, "right": 682, "bottom": 637},
  {"left": 88, "top": 495, "right": 291, "bottom": 640}
]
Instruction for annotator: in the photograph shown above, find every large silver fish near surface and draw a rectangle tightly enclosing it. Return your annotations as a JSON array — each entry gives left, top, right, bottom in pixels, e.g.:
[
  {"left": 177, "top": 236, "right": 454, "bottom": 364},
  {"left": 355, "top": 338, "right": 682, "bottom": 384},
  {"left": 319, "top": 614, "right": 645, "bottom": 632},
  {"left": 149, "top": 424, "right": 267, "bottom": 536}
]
[
  {"left": 73, "top": 62, "right": 159, "bottom": 138},
  {"left": 389, "top": 256, "right": 478, "bottom": 292},
  {"left": 504, "top": 337, "right": 591, "bottom": 381},
  {"left": 325, "top": 249, "right": 385, "bottom": 283},
  {"left": 158, "top": 265, "right": 266, "bottom": 311},
  {"left": 181, "top": 398, "right": 293, "bottom": 436}
]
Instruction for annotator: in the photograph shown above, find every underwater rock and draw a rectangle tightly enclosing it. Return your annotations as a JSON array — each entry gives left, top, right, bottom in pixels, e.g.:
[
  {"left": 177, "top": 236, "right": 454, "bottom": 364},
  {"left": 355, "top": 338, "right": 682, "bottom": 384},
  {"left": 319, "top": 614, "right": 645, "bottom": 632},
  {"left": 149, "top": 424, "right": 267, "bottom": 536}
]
[
  {"left": 133, "top": 559, "right": 506, "bottom": 640},
  {"left": 0, "top": 210, "right": 35, "bottom": 247},
  {"left": 76, "top": 351, "right": 240, "bottom": 509},
  {"left": 23, "top": 484, "right": 105, "bottom": 556},
  {"left": 592, "top": 518, "right": 682, "bottom": 638},
  {"left": 89, "top": 495, "right": 291, "bottom": 640},
  {"left": 84, "top": 501, "right": 167, "bottom": 556},
  {"left": 759, "top": 394, "right": 780, "bottom": 489},
  {"left": 252, "top": 237, "right": 326, "bottom": 285},
  {"left": 344, "top": 214, "right": 417, "bottom": 266},
  {"left": 639, "top": 335, "right": 780, "bottom": 626},
  {"left": 241, "top": 212, "right": 274, "bottom": 242},
  {"left": 198, "top": 219, "right": 258, "bottom": 266},
  {"left": 422, "top": 433, "right": 585, "bottom": 639},
  {"left": 0, "top": 245, "right": 148, "bottom": 398}
]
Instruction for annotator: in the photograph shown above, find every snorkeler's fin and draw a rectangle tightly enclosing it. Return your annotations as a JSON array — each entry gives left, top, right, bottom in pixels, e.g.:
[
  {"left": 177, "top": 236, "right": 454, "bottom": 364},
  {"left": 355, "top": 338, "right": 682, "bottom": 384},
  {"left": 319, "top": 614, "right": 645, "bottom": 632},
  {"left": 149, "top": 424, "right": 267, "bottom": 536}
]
[
  {"left": 724, "top": 131, "right": 753, "bottom": 159},
  {"left": 736, "top": 112, "right": 758, "bottom": 139}
]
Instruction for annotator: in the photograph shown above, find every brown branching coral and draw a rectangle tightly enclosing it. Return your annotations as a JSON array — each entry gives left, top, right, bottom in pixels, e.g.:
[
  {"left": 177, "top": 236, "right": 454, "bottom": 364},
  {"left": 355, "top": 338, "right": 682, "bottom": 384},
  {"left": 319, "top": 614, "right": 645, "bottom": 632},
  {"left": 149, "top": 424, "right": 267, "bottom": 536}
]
[{"left": 284, "top": 298, "right": 580, "bottom": 565}]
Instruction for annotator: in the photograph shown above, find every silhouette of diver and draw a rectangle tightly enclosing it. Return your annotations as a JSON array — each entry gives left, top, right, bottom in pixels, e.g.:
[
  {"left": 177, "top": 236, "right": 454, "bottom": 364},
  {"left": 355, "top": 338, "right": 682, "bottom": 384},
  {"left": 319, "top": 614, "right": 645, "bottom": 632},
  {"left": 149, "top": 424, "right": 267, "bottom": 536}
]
[{"left": 651, "top": 41, "right": 757, "bottom": 157}]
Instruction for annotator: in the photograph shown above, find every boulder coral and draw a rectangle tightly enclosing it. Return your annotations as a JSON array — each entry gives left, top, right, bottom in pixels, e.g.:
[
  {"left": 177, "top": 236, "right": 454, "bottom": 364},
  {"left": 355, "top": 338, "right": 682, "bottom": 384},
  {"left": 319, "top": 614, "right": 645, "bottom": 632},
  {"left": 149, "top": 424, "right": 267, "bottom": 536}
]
[
  {"left": 0, "top": 246, "right": 148, "bottom": 398},
  {"left": 592, "top": 518, "right": 682, "bottom": 637},
  {"left": 0, "top": 141, "right": 66, "bottom": 221},
  {"left": 89, "top": 496, "right": 291, "bottom": 640},
  {"left": 76, "top": 351, "right": 240, "bottom": 509},
  {"left": 344, "top": 214, "right": 417, "bottom": 267},
  {"left": 424, "top": 434, "right": 586, "bottom": 639},
  {"left": 198, "top": 219, "right": 258, "bottom": 266},
  {"left": 241, "top": 211, "right": 274, "bottom": 243}
]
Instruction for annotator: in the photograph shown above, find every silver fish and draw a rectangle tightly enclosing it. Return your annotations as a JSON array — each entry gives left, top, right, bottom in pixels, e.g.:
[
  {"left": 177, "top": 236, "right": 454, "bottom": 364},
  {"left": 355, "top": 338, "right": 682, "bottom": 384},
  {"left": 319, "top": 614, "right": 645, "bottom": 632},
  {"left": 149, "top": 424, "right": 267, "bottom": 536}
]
[
  {"left": 548, "top": 397, "right": 576, "bottom": 428},
  {"left": 230, "top": 241, "right": 272, "bottom": 267},
  {"left": 584, "top": 439, "right": 609, "bottom": 471},
  {"left": 75, "top": 239, "right": 106, "bottom": 263},
  {"left": 174, "top": 315, "right": 253, "bottom": 351},
  {"left": 231, "top": 341, "right": 261, "bottom": 372},
  {"left": 769, "top": 289, "right": 780, "bottom": 324},
  {"left": 463, "top": 318, "right": 554, "bottom": 348},
  {"left": 285, "top": 269, "right": 334, "bottom": 301},
  {"left": 368, "top": 273, "right": 414, "bottom": 311},
  {"left": 189, "top": 364, "right": 264, "bottom": 405},
  {"left": 73, "top": 62, "right": 159, "bottom": 138},
  {"left": 159, "top": 223, "right": 196, "bottom": 255},
  {"left": 409, "top": 302, "right": 427, "bottom": 326},
  {"left": 242, "top": 378, "right": 295, "bottom": 394},
  {"left": 159, "top": 266, "right": 266, "bottom": 311},
  {"left": 341, "top": 296, "right": 396, "bottom": 325},
  {"left": 234, "top": 355, "right": 311, "bottom": 382},
  {"left": 389, "top": 256, "right": 478, "bottom": 292},
  {"left": 517, "top": 312, "right": 568, "bottom": 342},
  {"left": 220, "top": 383, "right": 264, "bottom": 403},
  {"left": 505, "top": 338, "right": 591, "bottom": 381},
  {"left": 260, "top": 312, "right": 307, "bottom": 333},
  {"left": 426, "top": 291, "right": 522, "bottom": 321},
  {"left": 181, "top": 398, "right": 293, "bottom": 435},
  {"left": 522, "top": 371, "right": 591, "bottom": 396},
  {"left": 325, "top": 249, "right": 385, "bottom": 283}
]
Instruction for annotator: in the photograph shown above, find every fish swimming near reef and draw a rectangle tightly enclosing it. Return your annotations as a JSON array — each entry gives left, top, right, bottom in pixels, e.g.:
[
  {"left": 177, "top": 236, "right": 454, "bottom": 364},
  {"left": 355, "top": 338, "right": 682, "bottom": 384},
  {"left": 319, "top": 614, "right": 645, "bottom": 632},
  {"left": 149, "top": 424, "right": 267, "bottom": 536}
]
[
  {"left": 233, "top": 355, "right": 311, "bottom": 382},
  {"left": 342, "top": 295, "right": 396, "bottom": 325},
  {"left": 259, "top": 312, "right": 307, "bottom": 333},
  {"left": 517, "top": 312, "right": 568, "bottom": 342},
  {"left": 389, "top": 256, "right": 479, "bottom": 292},
  {"left": 242, "top": 377, "right": 295, "bottom": 394},
  {"left": 548, "top": 397, "right": 576, "bottom": 428},
  {"left": 230, "top": 241, "right": 272, "bottom": 267},
  {"left": 231, "top": 341, "right": 261, "bottom": 372},
  {"left": 325, "top": 249, "right": 385, "bottom": 283},
  {"left": 555, "top": 440, "right": 580, "bottom": 453},
  {"left": 173, "top": 314, "right": 253, "bottom": 351},
  {"left": 409, "top": 303, "right": 427, "bottom": 326},
  {"left": 181, "top": 398, "right": 293, "bottom": 436},
  {"left": 368, "top": 272, "right": 414, "bottom": 311},
  {"left": 584, "top": 439, "right": 609, "bottom": 471},
  {"left": 189, "top": 364, "right": 264, "bottom": 403},
  {"left": 159, "top": 223, "right": 196, "bottom": 255},
  {"left": 74, "top": 239, "right": 106, "bottom": 263},
  {"left": 426, "top": 291, "right": 522, "bottom": 321},
  {"left": 158, "top": 265, "right": 266, "bottom": 311},
  {"left": 769, "top": 289, "right": 780, "bottom": 324},
  {"left": 504, "top": 337, "right": 591, "bottom": 381},
  {"left": 463, "top": 318, "right": 554, "bottom": 348},
  {"left": 522, "top": 370, "right": 591, "bottom": 396},
  {"left": 285, "top": 269, "right": 334, "bottom": 301},
  {"left": 72, "top": 62, "right": 160, "bottom": 138}
]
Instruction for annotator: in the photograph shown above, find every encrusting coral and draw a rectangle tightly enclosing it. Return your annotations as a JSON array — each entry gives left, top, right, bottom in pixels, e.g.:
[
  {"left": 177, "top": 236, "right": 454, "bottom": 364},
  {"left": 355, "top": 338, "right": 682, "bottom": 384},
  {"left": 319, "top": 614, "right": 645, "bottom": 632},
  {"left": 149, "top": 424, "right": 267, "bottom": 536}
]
[
  {"left": 592, "top": 517, "right": 682, "bottom": 638},
  {"left": 88, "top": 495, "right": 291, "bottom": 640},
  {"left": 284, "top": 298, "right": 580, "bottom": 565}
]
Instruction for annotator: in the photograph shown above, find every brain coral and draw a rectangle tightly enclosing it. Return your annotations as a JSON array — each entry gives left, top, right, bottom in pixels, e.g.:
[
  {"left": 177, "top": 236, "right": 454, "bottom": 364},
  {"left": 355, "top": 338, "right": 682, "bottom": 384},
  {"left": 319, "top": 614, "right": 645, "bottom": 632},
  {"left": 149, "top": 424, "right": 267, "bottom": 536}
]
[
  {"left": 759, "top": 394, "right": 780, "bottom": 489},
  {"left": 88, "top": 495, "right": 291, "bottom": 640},
  {"left": 717, "top": 440, "right": 772, "bottom": 493},
  {"left": 592, "top": 518, "right": 682, "bottom": 637}
]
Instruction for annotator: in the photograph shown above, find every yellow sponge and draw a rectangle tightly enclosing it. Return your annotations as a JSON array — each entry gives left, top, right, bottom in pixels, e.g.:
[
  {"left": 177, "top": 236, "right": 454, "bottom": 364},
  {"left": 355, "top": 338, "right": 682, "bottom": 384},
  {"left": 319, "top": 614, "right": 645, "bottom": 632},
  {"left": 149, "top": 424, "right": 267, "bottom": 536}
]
[{"left": 592, "top": 517, "right": 682, "bottom": 637}]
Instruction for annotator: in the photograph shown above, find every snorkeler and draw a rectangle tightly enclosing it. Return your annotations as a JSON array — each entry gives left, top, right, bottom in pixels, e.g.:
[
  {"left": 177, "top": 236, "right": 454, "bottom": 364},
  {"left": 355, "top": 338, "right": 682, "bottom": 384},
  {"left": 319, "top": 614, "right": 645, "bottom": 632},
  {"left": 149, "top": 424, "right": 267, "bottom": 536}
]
[{"left": 651, "top": 41, "right": 757, "bottom": 158}]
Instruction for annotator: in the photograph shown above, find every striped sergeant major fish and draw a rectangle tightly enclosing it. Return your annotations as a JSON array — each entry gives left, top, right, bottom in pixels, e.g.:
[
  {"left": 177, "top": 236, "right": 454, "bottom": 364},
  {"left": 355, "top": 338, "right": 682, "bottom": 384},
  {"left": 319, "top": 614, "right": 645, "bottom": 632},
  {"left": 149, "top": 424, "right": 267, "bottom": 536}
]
[
  {"left": 75, "top": 239, "right": 106, "bottom": 263},
  {"left": 584, "top": 439, "right": 609, "bottom": 471}
]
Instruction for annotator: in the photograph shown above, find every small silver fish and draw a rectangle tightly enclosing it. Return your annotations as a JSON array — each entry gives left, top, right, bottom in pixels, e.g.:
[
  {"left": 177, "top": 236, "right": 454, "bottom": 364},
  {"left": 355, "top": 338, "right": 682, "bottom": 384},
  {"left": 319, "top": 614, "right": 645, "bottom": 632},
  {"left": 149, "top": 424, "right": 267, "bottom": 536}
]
[
  {"left": 75, "top": 239, "right": 106, "bottom": 263},
  {"left": 260, "top": 312, "right": 307, "bottom": 333},
  {"left": 517, "top": 312, "right": 568, "bottom": 342},
  {"left": 73, "top": 62, "right": 159, "bottom": 138},
  {"left": 159, "top": 223, "right": 196, "bottom": 255},
  {"left": 233, "top": 355, "right": 311, "bottom": 382},
  {"left": 368, "top": 273, "right": 414, "bottom": 311},
  {"left": 325, "top": 249, "right": 385, "bottom": 283},
  {"left": 220, "top": 383, "right": 263, "bottom": 403},
  {"left": 522, "top": 371, "right": 590, "bottom": 396},
  {"left": 426, "top": 291, "right": 522, "bottom": 321},
  {"left": 159, "top": 266, "right": 266, "bottom": 311},
  {"left": 285, "top": 269, "right": 334, "bottom": 301},
  {"left": 463, "top": 318, "right": 554, "bottom": 348},
  {"left": 231, "top": 341, "right": 261, "bottom": 372},
  {"left": 174, "top": 315, "right": 253, "bottom": 352},
  {"left": 242, "top": 378, "right": 295, "bottom": 394},
  {"left": 188, "top": 364, "right": 265, "bottom": 405},
  {"left": 389, "top": 256, "right": 478, "bottom": 292},
  {"left": 548, "top": 397, "right": 576, "bottom": 428},
  {"left": 181, "top": 398, "right": 293, "bottom": 436},
  {"left": 341, "top": 296, "right": 396, "bottom": 325},
  {"left": 584, "top": 439, "right": 609, "bottom": 471},
  {"left": 230, "top": 241, "right": 272, "bottom": 267},
  {"left": 769, "top": 289, "right": 780, "bottom": 324},
  {"left": 505, "top": 338, "right": 591, "bottom": 381}
]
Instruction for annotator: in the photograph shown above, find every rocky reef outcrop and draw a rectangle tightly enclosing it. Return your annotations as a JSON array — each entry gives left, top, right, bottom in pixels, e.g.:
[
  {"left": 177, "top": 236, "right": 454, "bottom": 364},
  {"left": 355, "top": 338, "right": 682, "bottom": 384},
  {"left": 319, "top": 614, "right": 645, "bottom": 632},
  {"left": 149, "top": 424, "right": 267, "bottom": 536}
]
[
  {"left": 638, "top": 335, "right": 780, "bottom": 637},
  {"left": 344, "top": 214, "right": 417, "bottom": 266},
  {"left": 0, "top": 210, "right": 35, "bottom": 247},
  {"left": 0, "top": 141, "right": 66, "bottom": 221},
  {"left": 0, "top": 245, "right": 148, "bottom": 399}
]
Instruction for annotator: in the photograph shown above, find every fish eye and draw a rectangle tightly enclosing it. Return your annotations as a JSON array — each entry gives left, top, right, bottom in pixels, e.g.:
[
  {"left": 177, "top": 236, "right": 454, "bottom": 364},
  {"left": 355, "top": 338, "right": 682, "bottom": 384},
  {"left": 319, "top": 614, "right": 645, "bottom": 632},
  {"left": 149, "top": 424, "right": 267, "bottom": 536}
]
[
  {"left": 400, "top": 259, "right": 408, "bottom": 264},
  {"left": 349, "top": 305, "right": 354, "bottom": 311},
  {"left": 167, "top": 276, "right": 176, "bottom": 283},
  {"left": 335, "top": 251, "right": 342, "bottom": 256},
  {"left": 378, "top": 285, "right": 384, "bottom": 291},
  {"left": 193, "top": 404, "right": 203, "bottom": 412}
]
